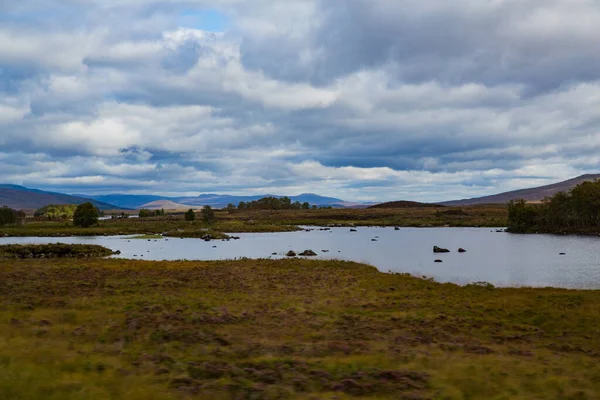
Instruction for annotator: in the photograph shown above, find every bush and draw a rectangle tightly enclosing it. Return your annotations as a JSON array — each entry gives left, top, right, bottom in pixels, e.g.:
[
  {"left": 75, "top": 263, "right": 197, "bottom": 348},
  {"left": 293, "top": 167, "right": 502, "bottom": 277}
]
[{"left": 73, "top": 203, "right": 99, "bottom": 227}]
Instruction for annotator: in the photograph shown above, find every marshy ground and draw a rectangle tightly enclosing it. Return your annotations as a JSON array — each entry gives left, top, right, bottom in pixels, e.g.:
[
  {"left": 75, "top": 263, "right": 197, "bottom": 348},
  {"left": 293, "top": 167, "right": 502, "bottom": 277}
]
[
  {"left": 1, "top": 258, "right": 598, "bottom": 399},
  {"left": 0, "top": 205, "right": 508, "bottom": 238}
]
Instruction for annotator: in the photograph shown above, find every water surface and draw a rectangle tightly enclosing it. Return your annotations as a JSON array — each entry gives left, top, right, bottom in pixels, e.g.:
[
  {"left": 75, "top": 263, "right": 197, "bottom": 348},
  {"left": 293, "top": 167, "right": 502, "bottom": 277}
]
[{"left": 2, "top": 227, "right": 600, "bottom": 289}]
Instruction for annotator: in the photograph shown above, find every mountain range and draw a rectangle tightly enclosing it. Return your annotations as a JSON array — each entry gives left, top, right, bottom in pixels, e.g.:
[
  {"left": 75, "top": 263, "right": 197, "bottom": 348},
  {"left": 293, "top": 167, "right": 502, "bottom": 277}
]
[
  {"left": 440, "top": 174, "right": 600, "bottom": 206},
  {"left": 2, "top": 174, "right": 599, "bottom": 210}
]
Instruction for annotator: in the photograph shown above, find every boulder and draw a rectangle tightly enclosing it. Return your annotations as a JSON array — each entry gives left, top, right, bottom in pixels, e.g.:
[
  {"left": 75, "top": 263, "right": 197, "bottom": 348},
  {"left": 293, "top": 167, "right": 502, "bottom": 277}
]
[
  {"left": 458, "top": 248, "right": 467, "bottom": 253},
  {"left": 286, "top": 251, "right": 297, "bottom": 257},
  {"left": 299, "top": 249, "right": 317, "bottom": 256},
  {"left": 434, "top": 259, "right": 443, "bottom": 263},
  {"left": 433, "top": 246, "right": 450, "bottom": 253},
  {"left": 349, "top": 229, "right": 357, "bottom": 232},
  {"left": 394, "top": 226, "right": 400, "bottom": 230}
]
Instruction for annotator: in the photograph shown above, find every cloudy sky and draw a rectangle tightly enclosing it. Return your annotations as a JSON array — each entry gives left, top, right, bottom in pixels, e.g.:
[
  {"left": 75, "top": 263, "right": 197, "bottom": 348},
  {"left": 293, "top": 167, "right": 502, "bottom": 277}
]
[{"left": 1, "top": 0, "right": 600, "bottom": 202}]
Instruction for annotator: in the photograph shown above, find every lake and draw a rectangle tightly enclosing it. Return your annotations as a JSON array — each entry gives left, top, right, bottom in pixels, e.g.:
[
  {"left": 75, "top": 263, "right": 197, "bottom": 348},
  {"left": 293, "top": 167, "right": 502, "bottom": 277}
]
[{"left": 2, "top": 227, "right": 600, "bottom": 289}]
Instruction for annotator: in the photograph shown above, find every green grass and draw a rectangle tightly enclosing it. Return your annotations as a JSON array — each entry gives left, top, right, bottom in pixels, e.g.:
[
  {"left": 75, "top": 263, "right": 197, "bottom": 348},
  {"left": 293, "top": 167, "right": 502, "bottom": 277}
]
[
  {"left": 130, "top": 235, "right": 165, "bottom": 240},
  {"left": 1, "top": 258, "right": 598, "bottom": 399}
]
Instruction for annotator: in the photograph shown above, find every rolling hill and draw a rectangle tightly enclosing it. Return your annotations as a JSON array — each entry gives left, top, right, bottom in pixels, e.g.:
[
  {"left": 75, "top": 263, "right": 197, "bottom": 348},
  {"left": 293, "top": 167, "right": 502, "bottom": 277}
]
[
  {"left": 441, "top": 174, "right": 600, "bottom": 206},
  {"left": 0, "top": 185, "right": 122, "bottom": 211},
  {"left": 368, "top": 200, "right": 445, "bottom": 209}
]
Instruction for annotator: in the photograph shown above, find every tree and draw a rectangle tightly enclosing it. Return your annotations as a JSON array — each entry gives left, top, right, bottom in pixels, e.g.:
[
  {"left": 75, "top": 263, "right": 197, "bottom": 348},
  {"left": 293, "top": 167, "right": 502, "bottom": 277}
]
[
  {"left": 73, "top": 202, "right": 99, "bottom": 227},
  {"left": 302, "top": 202, "right": 310, "bottom": 210},
  {"left": 185, "top": 209, "right": 196, "bottom": 221},
  {"left": 34, "top": 204, "right": 77, "bottom": 220},
  {"left": 201, "top": 205, "right": 216, "bottom": 225},
  {"left": 238, "top": 201, "right": 247, "bottom": 209},
  {"left": 0, "top": 206, "right": 25, "bottom": 226},
  {"left": 138, "top": 209, "right": 153, "bottom": 218},
  {"left": 225, "top": 203, "right": 236, "bottom": 212}
]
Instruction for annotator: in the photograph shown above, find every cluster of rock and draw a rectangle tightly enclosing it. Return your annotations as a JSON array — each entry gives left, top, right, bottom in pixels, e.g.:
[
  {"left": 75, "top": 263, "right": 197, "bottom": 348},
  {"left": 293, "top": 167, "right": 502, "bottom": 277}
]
[
  {"left": 432, "top": 246, "right": 467, "bottom": 263},
  {"left": 286, "top": 249, "right": 318, "bottom": 257}
]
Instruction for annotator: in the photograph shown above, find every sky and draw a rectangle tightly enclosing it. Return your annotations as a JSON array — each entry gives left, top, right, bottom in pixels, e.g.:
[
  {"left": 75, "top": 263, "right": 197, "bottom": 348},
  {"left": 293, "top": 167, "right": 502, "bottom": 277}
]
[{"left": 1, "top": 0, "right": 600, "bottom": 202}]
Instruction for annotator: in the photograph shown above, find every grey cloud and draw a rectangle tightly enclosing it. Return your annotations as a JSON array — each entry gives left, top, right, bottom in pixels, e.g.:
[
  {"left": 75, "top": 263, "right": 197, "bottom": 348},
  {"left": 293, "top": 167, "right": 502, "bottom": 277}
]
[{"left": 1, "top": 0, "right": 600, "bottom": 201}]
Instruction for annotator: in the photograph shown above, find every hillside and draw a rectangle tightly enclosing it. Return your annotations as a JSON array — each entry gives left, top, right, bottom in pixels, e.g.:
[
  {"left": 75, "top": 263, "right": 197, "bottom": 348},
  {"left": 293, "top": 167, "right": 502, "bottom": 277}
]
[
  {"left": 441, "top": 174, "right": 600, "bottom": 206},
  {"left": 0, "top": 185, "right": 121, "bottom": 211},
  {"left": 368, "top": 200, "right": 445, "bottom": 209}
]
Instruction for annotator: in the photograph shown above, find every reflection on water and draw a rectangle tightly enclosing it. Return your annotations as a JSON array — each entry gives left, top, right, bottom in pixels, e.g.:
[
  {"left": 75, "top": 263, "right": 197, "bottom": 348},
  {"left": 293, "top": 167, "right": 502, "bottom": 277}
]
[{"left": 2, "top": 227, "right": 600, "bottom": 289}]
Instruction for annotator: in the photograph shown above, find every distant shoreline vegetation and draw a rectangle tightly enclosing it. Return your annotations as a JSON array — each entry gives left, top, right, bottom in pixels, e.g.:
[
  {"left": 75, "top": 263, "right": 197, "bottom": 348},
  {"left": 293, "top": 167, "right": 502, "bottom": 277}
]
[{"left": 507, "top": 179, "right": 600, "bottom": 234}]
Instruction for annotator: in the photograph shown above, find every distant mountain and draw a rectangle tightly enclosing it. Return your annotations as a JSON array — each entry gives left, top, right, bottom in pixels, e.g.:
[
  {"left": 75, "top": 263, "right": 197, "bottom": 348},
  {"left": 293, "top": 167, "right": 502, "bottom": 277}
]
[
  {"left": 174, "top": 193, "right": 346, "bottom": 208},
  {"left": 0, "top": 185, "right": 122, "bottom": 210},
  {"left": 441, "top": 174, "right": 600, "bottom": 206},
  {"left": 86, "top": 193, "right": 351, "bottom": 209},
  {"left": 368, "top": 200, "right": 444, "bottom": 209}
]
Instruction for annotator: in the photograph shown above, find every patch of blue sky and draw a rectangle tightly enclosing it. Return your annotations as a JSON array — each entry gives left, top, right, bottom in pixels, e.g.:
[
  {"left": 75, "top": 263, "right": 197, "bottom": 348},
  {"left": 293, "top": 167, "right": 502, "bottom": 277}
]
[{"left": 178, "top": 9, "right": 229, "bottom": 32}]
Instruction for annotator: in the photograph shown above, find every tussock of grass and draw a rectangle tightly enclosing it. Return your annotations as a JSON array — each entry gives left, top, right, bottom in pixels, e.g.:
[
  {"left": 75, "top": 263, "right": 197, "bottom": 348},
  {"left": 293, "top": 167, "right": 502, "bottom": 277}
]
[{"left": 1, "top": 258, "right": 598, "bottom": 399}]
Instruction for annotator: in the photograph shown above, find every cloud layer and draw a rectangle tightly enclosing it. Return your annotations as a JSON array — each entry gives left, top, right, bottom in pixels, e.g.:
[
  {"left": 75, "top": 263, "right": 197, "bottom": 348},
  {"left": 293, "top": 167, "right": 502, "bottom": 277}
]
[{"left": 1, "top": 0, "right": 600, "bottom": 202}]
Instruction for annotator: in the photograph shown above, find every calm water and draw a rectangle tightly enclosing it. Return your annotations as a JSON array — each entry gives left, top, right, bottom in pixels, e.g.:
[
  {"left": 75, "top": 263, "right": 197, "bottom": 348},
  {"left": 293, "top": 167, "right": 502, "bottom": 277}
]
[{"left": 2, "top": 227, "right": 600, "bottom": 289}]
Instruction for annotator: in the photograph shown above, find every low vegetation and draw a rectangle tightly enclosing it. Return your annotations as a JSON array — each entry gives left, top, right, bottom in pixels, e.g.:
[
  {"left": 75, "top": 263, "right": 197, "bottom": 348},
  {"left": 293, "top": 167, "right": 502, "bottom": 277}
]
[
  {"left": 0, "top": 258, "right": 598, "bottom": 399},
  {"left": 0, "top": 243, "right": 114, "bottom": 259},
  {"left": 508, "top": 179, "right": 600, "bottom": 234}
]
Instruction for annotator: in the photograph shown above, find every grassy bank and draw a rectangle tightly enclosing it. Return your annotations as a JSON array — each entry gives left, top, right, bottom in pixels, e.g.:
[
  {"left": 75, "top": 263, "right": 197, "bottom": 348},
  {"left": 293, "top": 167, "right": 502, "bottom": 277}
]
[
  {"left": 0, "top": 244, "right": 115, "bottom": 259},
  {"left": 1, "top": 258, "right": 598, "bottom": 399},
  {"left": 0, "top": 205, "right": 508, "bottom": 237}
]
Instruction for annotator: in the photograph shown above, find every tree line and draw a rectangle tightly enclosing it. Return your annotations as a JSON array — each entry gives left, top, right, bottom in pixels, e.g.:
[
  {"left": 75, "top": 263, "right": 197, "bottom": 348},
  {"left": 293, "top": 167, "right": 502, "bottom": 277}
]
[
  {"left": 232, "top": 197, "right": 331, "bottom": 210},
  {"left": 507, "top": 179, "right": 600, "bottom": 233}
]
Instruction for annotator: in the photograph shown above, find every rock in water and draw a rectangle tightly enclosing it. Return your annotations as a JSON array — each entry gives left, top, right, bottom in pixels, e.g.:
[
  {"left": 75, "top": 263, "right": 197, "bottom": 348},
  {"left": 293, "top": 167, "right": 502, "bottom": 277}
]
[
  {"left": 458, "top": 248, "right": 467, "bottom": 253},
  {"left": 286, "top": 251, "right": 297, "bottom": 257},
  {"left": 434, "top": 259, "right": 443, "bottom": 263},
  {"left": 299, "top": 249, "right": 317, "bottom": 256},
  {"left": 433, "top": 246, "right": 450, "bottom": 253}
]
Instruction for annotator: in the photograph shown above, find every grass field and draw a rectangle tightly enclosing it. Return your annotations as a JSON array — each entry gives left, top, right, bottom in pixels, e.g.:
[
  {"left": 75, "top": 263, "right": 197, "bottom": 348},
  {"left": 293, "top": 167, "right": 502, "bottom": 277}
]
[
  {"left": 1, "top": 258, "right": 598, "bottom": 399},
  {"left": 0, "top": 205, "right": 508, "bottom": 237}
]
